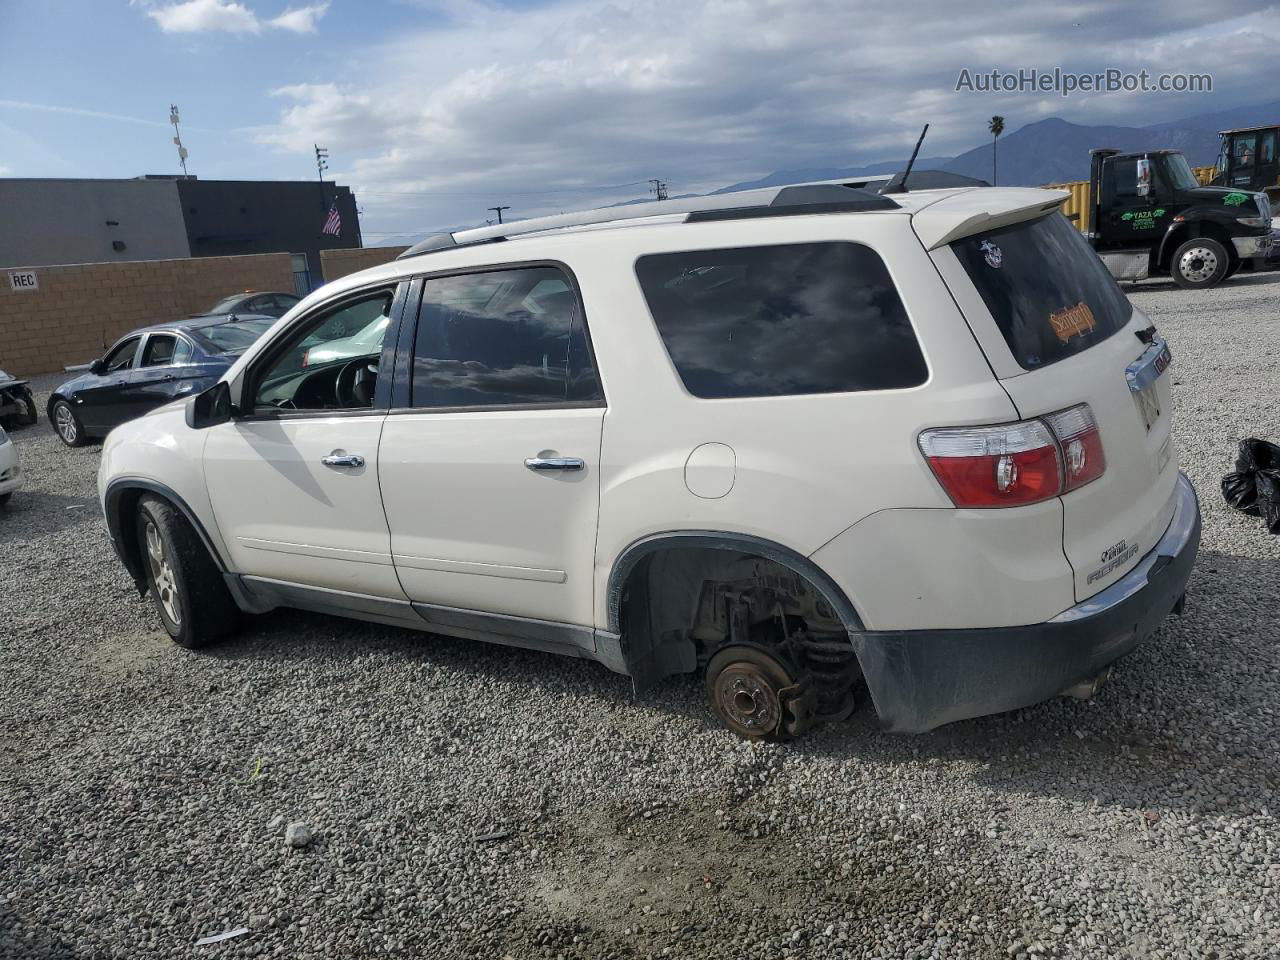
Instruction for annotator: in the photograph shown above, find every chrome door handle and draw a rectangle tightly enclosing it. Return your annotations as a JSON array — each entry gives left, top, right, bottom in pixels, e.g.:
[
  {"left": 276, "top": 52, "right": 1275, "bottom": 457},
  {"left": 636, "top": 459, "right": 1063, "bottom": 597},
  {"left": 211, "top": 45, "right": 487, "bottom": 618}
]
[
  {"left": 321, "top": 453, "right": 365, "bottom": 468},
  {"left": 525, "top": 456, "right": 584, "bottom": 472}
]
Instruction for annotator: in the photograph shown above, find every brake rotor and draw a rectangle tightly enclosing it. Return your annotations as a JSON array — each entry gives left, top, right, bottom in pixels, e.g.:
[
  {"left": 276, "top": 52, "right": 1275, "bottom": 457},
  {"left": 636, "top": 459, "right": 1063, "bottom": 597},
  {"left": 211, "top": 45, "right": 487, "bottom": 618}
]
[{"left": 705, "top": 645, "right": 810, "bottom": 740}]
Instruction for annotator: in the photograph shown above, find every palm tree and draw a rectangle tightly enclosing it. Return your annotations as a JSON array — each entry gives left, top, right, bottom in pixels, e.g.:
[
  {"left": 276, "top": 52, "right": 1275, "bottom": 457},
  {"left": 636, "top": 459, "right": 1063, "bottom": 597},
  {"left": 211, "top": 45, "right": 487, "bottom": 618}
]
[{"left": 988, "top": 115, "right": 1005, "bottom": 185}]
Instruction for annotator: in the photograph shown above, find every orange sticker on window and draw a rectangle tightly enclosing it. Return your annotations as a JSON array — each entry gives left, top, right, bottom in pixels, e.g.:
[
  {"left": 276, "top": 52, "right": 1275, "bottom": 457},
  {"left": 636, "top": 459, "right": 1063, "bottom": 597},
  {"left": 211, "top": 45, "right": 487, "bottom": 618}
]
[{"left": 1049, "top": 302, "right": 1096, "bottom": 343}]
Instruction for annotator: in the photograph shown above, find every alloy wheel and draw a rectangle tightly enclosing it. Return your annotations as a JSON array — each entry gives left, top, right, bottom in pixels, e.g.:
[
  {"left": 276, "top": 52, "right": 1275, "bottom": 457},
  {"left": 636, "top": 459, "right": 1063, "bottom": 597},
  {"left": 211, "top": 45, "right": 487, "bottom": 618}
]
[
  {"left": 144, "top": 520, "right": 182, "bottom": 626},
  {"left": 55, "top": 404, "right": 77, "bottom": 443},
  {"left": 1178, "top": 246, "right": 1219, "bottom": 284}
]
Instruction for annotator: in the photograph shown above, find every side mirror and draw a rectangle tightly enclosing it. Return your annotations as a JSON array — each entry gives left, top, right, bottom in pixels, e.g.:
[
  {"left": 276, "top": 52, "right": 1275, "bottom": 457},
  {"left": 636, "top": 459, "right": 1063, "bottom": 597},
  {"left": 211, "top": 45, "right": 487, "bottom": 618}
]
[
  {"left": 89, "top": 358, "right": 107, "bottom": 375},
  {"left": 1136, "top": 157, "right": 1152, "bottom": 198},
  {"left": 186, "top": 380, "right": 233, "bottom": 430}
]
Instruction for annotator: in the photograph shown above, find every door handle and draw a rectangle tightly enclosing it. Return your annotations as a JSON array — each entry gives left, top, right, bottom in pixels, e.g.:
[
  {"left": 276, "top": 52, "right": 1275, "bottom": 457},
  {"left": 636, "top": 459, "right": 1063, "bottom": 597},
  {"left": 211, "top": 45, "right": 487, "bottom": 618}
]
[
  {"left": 525, "top": 456, "right": 584, "bottom": 472},
  {"left": 321, "top": 453, "right": 365, "bottom": 468}
]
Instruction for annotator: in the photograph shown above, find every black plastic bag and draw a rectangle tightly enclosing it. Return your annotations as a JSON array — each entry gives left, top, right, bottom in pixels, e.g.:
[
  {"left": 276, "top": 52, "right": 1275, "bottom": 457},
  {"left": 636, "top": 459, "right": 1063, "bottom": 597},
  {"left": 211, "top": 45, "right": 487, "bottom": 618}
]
[{"left": 1222, "top": 438, "right": 1280, "bottom": 534}]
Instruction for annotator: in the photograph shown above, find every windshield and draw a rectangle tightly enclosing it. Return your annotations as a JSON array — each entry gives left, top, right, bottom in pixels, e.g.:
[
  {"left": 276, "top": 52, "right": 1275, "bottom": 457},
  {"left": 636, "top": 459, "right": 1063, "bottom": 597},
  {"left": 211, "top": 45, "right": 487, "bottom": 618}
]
[
  {"left": 951, "top": 213, "right": 1132, "bottom": 370},
  {"left": 198, "top": 318, "right": 274, "bottom": 354},
  {"left": 1164, "top": 153, "right": 1201, "bottom": 192},
  {"left": 206, "top": 295, "right": 244, "bottom": 314}
]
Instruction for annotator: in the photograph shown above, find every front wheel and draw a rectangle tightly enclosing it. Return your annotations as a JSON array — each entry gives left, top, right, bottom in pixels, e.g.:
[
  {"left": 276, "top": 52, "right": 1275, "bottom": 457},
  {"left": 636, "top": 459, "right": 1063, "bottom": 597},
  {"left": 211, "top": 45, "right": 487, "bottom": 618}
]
[
  {"left": 1171, "top": 237, "right": 1229, "bottom": 289},
  {"left": 135, "top": 494, "right": 240, "bottom": 649},
  {"left": 50, "top": 399, "right": 87, "bottom": 447}
]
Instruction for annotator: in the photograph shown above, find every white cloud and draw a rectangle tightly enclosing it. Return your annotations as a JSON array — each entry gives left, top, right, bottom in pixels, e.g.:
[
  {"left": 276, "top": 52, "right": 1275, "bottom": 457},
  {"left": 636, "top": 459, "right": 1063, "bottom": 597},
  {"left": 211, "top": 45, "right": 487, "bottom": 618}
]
[
  {"left": 147, "top": 0, "right": 261, "bottom": 33},
  {"left": 139, "top": 0, "right": 328, "bottom": 34},
  {"left": 268, "top": 2, "right": 329, "bottom": 33},
  {"left": 252, "top": 0, "right": 1280, "bottom": 235}
]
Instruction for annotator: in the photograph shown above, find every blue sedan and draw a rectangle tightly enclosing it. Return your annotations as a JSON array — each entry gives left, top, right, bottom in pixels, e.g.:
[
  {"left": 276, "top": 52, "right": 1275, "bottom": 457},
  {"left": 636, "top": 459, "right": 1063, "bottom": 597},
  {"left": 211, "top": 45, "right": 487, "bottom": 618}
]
[{"left": 47, "top": 314, "right": 275, "bottom": 447}]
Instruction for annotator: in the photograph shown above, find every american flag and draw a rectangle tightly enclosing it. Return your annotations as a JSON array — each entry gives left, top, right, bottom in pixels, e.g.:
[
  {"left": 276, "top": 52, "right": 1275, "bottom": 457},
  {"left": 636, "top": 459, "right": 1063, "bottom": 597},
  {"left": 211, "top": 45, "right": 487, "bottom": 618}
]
[{"left": 321, "top": 202, "right": 342, "bottom": 237}]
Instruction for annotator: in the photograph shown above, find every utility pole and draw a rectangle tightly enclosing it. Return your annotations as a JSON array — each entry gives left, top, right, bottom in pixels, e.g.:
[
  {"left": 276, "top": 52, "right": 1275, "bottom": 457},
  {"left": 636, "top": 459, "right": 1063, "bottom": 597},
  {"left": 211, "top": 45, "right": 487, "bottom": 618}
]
[
  {"left": 488, "top": 205, "right": 510, "bottom": 224},
  {"left": 169, "top": 105, "right": 189, "bottom": 177},
  {"left": 314, "top": 145, "right": 329, "bottom": 211},
  {"left": 649, "top": 178, "right": 668, "bottom": 201}
]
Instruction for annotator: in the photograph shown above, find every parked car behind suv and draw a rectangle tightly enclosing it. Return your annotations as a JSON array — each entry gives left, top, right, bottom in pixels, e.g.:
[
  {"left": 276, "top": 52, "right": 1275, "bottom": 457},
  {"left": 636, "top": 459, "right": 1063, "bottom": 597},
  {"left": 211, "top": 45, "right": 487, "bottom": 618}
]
[
  {"left": 196, "top": 290, "right": 300, "bottom": 319},
  {"left": 49, "top": 314, "right": 276, "bottom": 447},
  {"left": 97, "top": 181, "right": 1200, "bottom": 739}
]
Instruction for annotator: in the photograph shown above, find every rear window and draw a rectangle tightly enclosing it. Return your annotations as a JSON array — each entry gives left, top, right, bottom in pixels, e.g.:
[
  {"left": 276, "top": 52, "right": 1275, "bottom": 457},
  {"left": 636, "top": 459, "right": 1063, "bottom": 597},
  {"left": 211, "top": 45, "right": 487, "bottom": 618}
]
[
  {"left": 198, "top": 319, "right": 273, "bottom": 354},
  {"left": 635, "top": 242, "right": 927, "bottom": 399},
  {"left": 952, "top": 213, "right": 1132, "bottom": 370}
]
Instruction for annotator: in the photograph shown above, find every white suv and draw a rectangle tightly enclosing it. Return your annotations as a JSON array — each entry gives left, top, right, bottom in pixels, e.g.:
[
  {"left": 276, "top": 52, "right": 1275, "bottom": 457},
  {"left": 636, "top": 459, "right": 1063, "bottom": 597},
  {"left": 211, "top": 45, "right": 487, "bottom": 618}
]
[{"left": 98, "top": 181, "right": 1200, "bottom": 739}]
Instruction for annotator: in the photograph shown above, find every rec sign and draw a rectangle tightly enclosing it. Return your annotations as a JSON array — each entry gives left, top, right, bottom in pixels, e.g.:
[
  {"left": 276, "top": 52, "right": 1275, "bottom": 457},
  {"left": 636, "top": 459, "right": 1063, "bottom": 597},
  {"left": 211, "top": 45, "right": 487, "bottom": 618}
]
[{"left": 8, "top": 270, "right": 39, "bottom": 292}]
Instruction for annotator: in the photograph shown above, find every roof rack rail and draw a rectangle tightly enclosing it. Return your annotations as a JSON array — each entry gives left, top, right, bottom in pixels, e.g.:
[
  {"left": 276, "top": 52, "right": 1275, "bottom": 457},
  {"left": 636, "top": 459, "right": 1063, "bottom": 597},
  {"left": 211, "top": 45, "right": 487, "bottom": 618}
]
[{"left": 396, "top": 182, "right": 902, "bottom": 261}]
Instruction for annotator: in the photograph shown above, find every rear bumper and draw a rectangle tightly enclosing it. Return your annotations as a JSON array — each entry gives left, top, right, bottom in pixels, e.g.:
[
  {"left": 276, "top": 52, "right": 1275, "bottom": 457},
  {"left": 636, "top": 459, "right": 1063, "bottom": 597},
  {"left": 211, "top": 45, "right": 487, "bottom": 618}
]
[{"left": 854, "top": 472, "right": 1201, "bottom": 733}]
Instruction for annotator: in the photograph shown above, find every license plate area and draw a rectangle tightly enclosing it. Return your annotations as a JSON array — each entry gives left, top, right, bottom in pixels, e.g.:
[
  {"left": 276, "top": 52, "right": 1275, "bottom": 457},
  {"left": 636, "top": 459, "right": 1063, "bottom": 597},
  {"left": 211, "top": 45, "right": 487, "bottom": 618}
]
[{"left": 1126, "top": 337, "right": 1172, "bottom": 432}]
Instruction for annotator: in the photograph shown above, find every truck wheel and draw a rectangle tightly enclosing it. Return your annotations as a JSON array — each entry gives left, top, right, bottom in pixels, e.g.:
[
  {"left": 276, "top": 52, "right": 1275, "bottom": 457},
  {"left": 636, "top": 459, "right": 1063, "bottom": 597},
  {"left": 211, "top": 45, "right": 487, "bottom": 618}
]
[
  {"left": 136, "top": 494, "right": 240, "bottom": 649},
  {"left": 1171, "top": 238, "right": 1229, "bottom": 289},
  {"left": 50, "top": 400, "right": 87, "bottom": 447}
]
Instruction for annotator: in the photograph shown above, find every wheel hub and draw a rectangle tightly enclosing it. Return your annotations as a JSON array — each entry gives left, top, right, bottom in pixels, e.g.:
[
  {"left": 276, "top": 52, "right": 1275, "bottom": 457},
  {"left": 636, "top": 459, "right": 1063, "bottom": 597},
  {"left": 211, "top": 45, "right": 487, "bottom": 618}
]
[
  {"left": 1179, "top": 246, "right": 1217, "bottom": 283},
  {"left": 715, "top": 666, "right": 782, "bottom": 736}
]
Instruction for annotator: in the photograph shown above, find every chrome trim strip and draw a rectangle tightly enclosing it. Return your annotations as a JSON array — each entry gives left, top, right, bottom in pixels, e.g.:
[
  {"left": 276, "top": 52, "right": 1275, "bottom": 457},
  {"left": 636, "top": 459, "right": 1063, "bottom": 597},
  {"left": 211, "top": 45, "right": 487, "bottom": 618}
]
[
  {"left": 238, "top": 537, "right": 395, "bottom": 566},
  {"left": 1051, "top": 472, "right": 1198, "bottom": 623},
  {"left": 393, "top": 553, "right": 567, "bottom": 583}
]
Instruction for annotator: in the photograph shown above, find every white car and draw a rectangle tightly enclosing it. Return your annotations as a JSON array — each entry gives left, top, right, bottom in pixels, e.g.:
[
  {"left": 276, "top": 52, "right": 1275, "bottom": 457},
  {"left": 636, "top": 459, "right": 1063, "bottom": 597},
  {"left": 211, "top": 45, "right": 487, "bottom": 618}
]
[
  {"left": 97, "top": 180, "right": 1200, "bottom": 739},
  {"left": 0, "top": 424, "right": 22, "bottom": 505}
]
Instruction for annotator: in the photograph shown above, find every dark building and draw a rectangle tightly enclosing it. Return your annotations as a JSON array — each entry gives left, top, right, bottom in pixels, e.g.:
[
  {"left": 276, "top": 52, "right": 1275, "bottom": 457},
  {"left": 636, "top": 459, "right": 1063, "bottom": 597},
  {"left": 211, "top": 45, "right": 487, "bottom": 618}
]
[
  {"left": 172, "top": 178, "right": 360, "bottom": 293},
  {"left": 0, "top": 176, "right": 361, "bottom": 293}
]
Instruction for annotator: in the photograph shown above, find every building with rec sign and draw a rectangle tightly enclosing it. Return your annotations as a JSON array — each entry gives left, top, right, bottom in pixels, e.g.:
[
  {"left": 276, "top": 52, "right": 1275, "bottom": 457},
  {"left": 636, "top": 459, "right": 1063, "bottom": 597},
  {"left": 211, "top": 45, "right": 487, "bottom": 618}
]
[{"left": 0, "top": 175, "right": 361, "bottom": 294}]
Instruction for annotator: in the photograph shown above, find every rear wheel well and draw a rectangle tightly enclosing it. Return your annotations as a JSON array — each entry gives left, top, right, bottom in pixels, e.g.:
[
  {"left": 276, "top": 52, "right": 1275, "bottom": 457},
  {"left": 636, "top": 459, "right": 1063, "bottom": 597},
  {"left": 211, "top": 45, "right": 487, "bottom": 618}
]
[{"left": 615, "top": 542, "right": 864, "bottom": 723}]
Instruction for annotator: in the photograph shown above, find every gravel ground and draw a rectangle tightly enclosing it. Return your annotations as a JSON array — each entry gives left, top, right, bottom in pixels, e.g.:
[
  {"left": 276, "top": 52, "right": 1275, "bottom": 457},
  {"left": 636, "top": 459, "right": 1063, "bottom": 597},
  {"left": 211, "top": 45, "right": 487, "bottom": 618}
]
[{"left": 1, "top": 272, "right": 1278, "bottom": 960}]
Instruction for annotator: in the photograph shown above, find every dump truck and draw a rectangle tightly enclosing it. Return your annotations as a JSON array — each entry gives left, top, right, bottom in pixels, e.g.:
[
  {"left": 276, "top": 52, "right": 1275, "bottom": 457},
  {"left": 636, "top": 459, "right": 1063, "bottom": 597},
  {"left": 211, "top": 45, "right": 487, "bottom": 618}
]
[
  {"left": 1211, "top": 124, "right": 1280, "bottom": 205},
  {"left": 1054, "top": 148, "right": 1273, "bottom": 289}
]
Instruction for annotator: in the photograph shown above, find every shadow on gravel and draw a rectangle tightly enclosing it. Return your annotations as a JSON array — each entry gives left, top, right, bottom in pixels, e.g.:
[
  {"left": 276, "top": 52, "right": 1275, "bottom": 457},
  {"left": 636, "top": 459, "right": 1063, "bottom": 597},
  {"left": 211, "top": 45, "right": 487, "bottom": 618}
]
[
  {"left": 0, "top": 901, "right": 75, "bottom": 960},
  {"left": 0, "top": 490, "right": 102, "bottom": 537},
  {"left": 182, "top": 546, "right": 1277, "bottom": 821},
  {"left": 1126, "top": 269, "right": 1280, "bottom": 295}
]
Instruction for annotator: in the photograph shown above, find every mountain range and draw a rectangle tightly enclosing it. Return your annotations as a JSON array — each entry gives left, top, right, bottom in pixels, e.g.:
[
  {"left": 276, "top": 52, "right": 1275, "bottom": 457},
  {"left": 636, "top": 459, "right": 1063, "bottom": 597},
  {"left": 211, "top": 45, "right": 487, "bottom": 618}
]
[{"left": 715, "top": 98, "right": 1280, "bottom": 193}]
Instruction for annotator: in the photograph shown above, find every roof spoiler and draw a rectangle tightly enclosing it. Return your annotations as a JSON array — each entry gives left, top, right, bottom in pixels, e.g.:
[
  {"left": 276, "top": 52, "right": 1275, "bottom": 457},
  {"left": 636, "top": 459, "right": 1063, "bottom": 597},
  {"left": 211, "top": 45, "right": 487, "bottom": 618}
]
[{"left": 911, "top": 189, "right": 1071, "bottom": 250}]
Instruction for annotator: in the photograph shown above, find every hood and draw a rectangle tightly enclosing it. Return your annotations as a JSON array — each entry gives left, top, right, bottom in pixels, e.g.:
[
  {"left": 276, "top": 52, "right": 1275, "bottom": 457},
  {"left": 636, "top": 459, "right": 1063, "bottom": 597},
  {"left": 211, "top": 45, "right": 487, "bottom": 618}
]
[
  {"left": 1186, "top": 185, "right": 1267, "bottom": 211},
  {"left": 52, "top": 371, "right": 102, "bottom": 398}
]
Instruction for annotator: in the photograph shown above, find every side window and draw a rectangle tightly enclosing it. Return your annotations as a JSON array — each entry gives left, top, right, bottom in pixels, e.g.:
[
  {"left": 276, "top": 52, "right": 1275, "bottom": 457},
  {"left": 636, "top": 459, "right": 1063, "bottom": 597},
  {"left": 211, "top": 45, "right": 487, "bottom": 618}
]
[
  {"left": 1110, "top": 158, "right": 1139, "bottom": 198},
  {"left": 173, "top": 338, "right": 193, "bottom": 364},
  {"left": 274, "top": 294, "right": 300, "bottom": 313},
  {"left": 635, "top": 242, "right": 927, "bottom": 399},
  {"left": 1234, "top": 134, "right": 1257, "bottom": 168},
  {"left": 141, "top": 334, "right": 179, "bottom": 367},
  {"left": 410, "top": 265, "right": 602, "bottom": 408},
  {"left": 103, "top": 337, "right": 141, "bottom": 372},
  {"left": 253, "top": 291, "right": 394, "bottom": 412},
  {"left": 1260, "top": 131, "right": 1276, "bottom": 166}
]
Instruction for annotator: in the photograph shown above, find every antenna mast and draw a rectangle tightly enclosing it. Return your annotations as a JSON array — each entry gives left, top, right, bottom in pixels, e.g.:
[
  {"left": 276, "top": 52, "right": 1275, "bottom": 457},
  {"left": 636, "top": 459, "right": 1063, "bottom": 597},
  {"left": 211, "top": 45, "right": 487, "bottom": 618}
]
[{"left": 169, "top": 105, "right": 189, "bottom": 177}]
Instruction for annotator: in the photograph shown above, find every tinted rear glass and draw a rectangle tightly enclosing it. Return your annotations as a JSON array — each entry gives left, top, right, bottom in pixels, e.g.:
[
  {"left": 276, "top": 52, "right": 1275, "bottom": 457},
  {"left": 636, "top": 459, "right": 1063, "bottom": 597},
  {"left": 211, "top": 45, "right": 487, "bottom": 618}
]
[
  {"left": 198, "top": 319, "right": 273, "bottom": 353},
  {"left": 635, "top": 242, "right": 927, "bottom": 399},
  {"left": 952, "top": 213, "right": 1132, "bottom": 370}
]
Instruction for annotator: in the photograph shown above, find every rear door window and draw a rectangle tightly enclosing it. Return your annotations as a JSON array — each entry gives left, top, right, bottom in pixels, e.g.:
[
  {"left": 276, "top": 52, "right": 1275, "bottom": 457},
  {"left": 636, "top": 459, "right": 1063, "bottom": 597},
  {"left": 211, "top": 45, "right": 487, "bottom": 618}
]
[
  {"left": 635, "top": 242, "right": 927, "bottom": 399},
  {"left": 410, "top": 266, "right": 602, "bottom": 408},
  {"left": 951, "top": 213, "right": 1132, "bottom": 370}
]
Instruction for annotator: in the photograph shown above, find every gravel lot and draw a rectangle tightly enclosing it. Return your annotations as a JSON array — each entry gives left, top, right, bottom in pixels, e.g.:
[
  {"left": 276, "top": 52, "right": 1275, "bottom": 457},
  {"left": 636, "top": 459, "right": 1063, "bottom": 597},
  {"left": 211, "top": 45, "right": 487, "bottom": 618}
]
[{"left": 2, "top": 272, "right": 1278, "bottom": 960}]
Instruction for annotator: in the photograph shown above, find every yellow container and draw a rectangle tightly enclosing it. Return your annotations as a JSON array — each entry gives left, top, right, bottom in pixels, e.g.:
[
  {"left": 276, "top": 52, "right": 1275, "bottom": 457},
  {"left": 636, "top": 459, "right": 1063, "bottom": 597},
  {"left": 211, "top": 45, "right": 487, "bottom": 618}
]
[{"left": 1044, "top": 179, "right": 1092, "bottom": 233}]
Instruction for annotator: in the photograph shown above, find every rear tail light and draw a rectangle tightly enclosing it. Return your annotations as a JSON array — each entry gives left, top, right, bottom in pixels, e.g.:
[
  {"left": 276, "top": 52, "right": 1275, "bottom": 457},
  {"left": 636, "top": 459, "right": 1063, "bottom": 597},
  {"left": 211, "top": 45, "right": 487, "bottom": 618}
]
[
  {"left": 1042, "top": 403, "right": 1105, "bottom": 492},
  {"left": 920, "top": 403, "right": 1105, "bottom": 508}
]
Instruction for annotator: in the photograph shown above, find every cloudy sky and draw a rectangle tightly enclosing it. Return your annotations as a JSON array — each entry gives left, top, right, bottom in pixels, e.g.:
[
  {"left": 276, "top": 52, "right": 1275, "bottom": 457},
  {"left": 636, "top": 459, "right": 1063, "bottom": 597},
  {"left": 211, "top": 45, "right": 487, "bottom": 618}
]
[{"left": 1, "top": 0, "right": 1277, "bottom": 241}]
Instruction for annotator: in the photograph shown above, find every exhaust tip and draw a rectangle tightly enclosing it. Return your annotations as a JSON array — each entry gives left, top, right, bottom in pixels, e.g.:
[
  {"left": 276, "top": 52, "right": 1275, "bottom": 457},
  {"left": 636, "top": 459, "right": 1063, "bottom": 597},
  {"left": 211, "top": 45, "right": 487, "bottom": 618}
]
[{"left": 1063, "top": 666, "right": 1113, "bottom": 701}]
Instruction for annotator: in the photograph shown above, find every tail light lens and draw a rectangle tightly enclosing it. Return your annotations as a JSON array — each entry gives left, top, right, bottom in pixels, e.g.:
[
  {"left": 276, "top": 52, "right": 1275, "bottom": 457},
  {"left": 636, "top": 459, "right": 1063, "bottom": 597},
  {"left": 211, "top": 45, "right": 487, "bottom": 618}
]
[
  {"left": 920, "top": 404, "right": 1105, "bottom": 508},
  {"left": 1042, "top": 403, "right": 1105, "bottom": 492}
]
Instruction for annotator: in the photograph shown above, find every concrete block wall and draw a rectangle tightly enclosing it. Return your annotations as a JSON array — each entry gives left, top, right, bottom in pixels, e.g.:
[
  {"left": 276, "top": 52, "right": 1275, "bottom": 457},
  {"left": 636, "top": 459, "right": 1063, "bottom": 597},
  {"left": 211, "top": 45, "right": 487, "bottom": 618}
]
[
  {"left": 321, "top": 246, "right": 409, "bottom": 283},
  {"left": 0, "top": 253, "right": 294, "bottom": 376}
]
